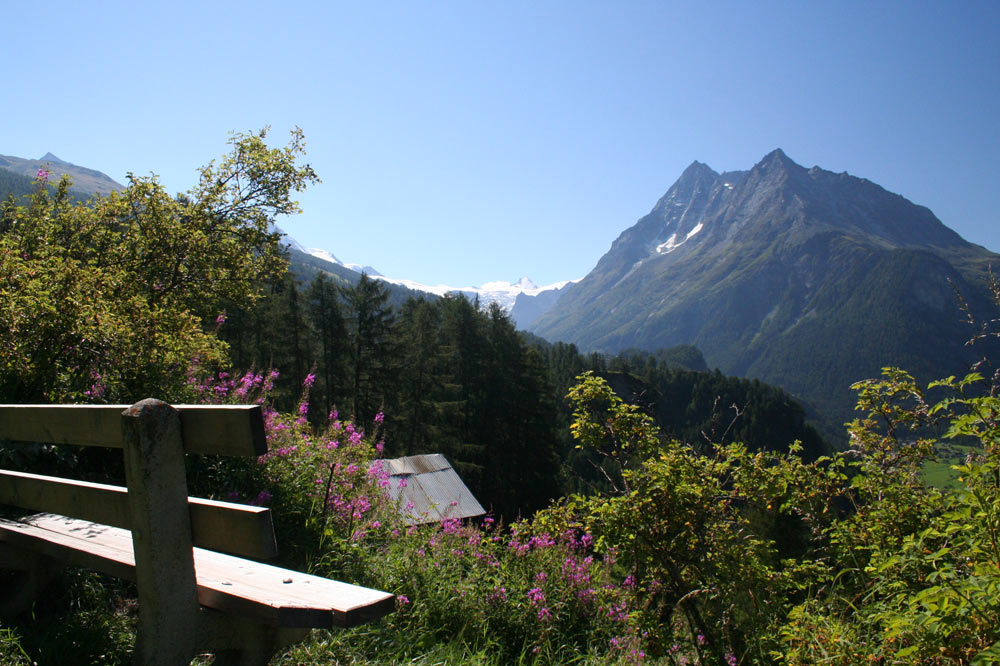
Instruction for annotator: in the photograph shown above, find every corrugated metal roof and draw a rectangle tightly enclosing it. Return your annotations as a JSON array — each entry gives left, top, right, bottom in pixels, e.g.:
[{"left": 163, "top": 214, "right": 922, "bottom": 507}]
[{"left": 377, "top": 453, "right": 485, "bottom": 525}]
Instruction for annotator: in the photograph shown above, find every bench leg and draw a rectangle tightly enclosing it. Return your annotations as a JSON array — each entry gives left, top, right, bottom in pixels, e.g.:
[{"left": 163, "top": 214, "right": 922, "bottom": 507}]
[
  {"left": 197, "top": 610, "right": 309, "bottom": 666},
  {"left": 210, "top": 629, "right": 309, "bottom": 666},
  {"left": 122, "top": 400, "right": 203, "bottom": 666},
  {"left": 0, "top": 542, "right": 58, "bottom": 617}
]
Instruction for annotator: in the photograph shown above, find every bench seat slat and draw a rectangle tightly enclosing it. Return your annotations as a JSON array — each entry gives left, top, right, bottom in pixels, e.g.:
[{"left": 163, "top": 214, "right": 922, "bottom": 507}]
[
  {"left": 0, "top": 404, "right": 267, "bottom": 456},
  {"left": 0, "top": 514, "right": 394, "bottom": 628},
  {"left": 0, "top": 514, "right": 136, "bottom": 581},
  {"left": 0, "top": 470, "right": 278, "bottom": 560},
  {"left": 193, "top": 548, "right": 396, "bottom": 628}
]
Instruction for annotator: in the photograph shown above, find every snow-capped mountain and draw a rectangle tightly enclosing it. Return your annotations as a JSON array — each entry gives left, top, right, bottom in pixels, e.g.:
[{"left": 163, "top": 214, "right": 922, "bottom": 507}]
[
  {"left": 374, "top": 275, "right": 577, "bottom": 312},
  {"left": 283, "top": 234, "right": 383, "bottom": 277},
  {"left": 282, "top": 232, "right": 576, "bottom": 316}
]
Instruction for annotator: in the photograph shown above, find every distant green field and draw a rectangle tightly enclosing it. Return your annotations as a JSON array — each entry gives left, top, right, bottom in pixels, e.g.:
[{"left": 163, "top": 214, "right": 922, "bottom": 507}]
[{"left": 923, "top": 442, "right": 976, "bottom": 489}]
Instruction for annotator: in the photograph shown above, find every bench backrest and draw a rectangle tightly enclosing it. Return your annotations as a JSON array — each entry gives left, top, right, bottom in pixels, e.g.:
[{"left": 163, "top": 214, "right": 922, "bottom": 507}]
[
  {"left": 0, "top": 402, "right": 277, "bottom": 559},
  {"left": 0, "top": 404, "right": 267, "bottom": 455}
]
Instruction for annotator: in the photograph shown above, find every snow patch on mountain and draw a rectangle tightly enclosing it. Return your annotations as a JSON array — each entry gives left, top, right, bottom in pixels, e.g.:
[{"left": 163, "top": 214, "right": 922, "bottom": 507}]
[
  {"left": 306, "top": 247, "right": 382, "bottom": 276},
  {"left": 656, "top": 233, "right": 680, "bottom": 254},
  {"left": 305, "top": 247, "right": 340, "bottom": 265},
  {"left": 655, "top": 221, "right": 706, "bottom": 256},
  {"left": 283, "top": 233, "right": 383, "bottom": 276}
]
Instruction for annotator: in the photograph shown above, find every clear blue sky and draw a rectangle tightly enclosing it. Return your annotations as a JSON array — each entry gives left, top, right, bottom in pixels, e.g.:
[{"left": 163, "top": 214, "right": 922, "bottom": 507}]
[{"left": 4, "top": 1, "right": 998, "bottom": 287}]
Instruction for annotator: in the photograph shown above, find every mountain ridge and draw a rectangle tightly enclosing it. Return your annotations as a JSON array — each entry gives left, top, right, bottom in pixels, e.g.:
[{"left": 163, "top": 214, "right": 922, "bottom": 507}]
[
  {"left": 0, "top": 152, "right": 123, "bottom": 197},
  {"left": 285, "top": 235, "right": 576, "bottom": 318},
  {"left": 0, "top": 150, "right": 570, "bottom": 319},
  {"left": 530, "top": 149, "right": 1000, "bottom": 430}
]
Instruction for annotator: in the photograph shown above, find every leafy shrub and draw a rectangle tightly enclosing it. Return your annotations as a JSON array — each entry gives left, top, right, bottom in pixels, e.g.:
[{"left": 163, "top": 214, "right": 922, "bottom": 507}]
[
  {"left": 531, "top": 372, "right": 842, "bottom": 663},
  {"left": 779, "top": 368, "right": 1000, "bottom": 664},
  {"left": 0, "top": 128, "right": 317, "bottom": 403}
]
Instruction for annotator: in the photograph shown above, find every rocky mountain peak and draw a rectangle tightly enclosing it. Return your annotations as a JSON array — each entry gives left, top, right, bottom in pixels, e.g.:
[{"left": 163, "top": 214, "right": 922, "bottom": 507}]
[
  {"left": 759, "top": 147, "right": 792, "bottom": 164},
  {"left": 669, "top": 161, "right": 721, "bottom": 196},
  {"left": 679, "top": 160, "right": 718, "bottom": 179},
  {"left": 745, "top": 148, "right": 808, "bottom": 183},
  {"left": 513, "top": 277, "right": 537, "bottom": 290},
  {"left": 39, "top": 152, "right": 68, "bottom": 165}
]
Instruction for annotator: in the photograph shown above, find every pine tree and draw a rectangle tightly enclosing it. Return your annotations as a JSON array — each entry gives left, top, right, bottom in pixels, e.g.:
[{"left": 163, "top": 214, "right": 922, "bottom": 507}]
[
  {"left": 341, "top": 273, "right": 397, "bottom": 424},
  {"left": 478, "top": 302, "right": 561, "bottom": 518},
  {"left": 306, "top": 273, "right": 348, "bottom": 417},
  {"left": 394, "top": 298, "right": 454, "bottom": 456},
  {"left": 437, "top": 295, "right": 490, "bottom": 491}
]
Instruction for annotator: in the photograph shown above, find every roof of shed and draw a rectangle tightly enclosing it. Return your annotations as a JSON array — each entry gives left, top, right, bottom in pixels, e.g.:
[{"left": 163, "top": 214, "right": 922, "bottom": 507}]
[{"left": 378, "top": 453, "right": 486, "bottom": 525}]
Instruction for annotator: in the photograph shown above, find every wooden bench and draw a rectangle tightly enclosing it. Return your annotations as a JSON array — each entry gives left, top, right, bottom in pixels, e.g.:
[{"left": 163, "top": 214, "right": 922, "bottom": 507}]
[{"left": 0, "top": 399, "right": 394, "bottom": 666}]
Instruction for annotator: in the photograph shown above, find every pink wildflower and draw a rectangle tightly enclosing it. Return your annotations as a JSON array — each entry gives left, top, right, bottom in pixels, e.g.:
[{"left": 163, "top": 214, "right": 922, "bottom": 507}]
[{"left": 487, "top": 585, "right": 507, "bottom": 603}]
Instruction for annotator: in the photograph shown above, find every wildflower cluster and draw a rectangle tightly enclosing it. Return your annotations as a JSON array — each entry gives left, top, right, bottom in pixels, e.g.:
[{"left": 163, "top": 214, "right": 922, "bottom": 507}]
[
  {"left": 207, "top": 371, "right": 650, "bottom": 662},
  {"left": 372, "top": 508, "right": 636, "bottom": 663},
  {"left": 253, "top": 377, "right": 396, "bottom": 557},
  {"left": 186, "top": 365, "right": 278, "bottom": 404},
  {"left": 182, "top": 368, "right": 397, "bottom": 579}
]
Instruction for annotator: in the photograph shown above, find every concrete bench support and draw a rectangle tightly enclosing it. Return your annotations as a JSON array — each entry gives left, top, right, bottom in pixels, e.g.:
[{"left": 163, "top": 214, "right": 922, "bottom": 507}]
[{"left": 122, "top": 398, "right": 202, "bottom": 665}]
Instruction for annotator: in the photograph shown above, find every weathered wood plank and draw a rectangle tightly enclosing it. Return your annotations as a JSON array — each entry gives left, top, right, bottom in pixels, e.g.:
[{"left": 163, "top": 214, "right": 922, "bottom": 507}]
[
  {"left": 0, "top": 471, "right": 277, "bottom": 559},
  {"left": 0, "top": 470, "right": 131, "bottom": 528},
  {"left": 192, "top": 547, "right": 396, "bottom": 627},
  {"left": 0, "top": 515, "right": 136, "bottom": 581},
  {"left": 175, "top": 404, "right": 268, "bottom": 457},
  {"left": 0, "top": 405, "right": 122, "bottom": 448},
  {"left": 0, "top": 515, "right": 395, "bottom": 628},
  {"left": 0, "top": 404, "right": 267, "bottom": 456},
  {"left": 188, "top": 496, "right": 278, "bottom": 560}
]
